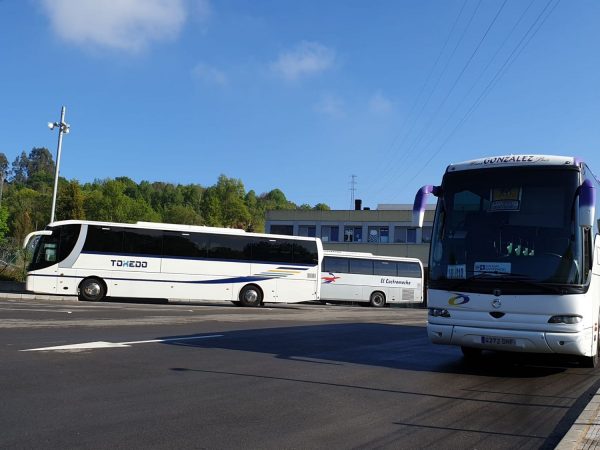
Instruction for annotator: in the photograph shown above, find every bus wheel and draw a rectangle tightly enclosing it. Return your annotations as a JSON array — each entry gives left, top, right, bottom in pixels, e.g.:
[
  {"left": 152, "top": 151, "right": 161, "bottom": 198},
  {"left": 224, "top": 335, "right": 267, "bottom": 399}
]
[
  {"left": 239, "top": 284, "right": 263, "bottom": 307},
  {"left": 369, "top": 291, "right": 386, "bottom": 307},
  {"left": 461, "top": 346, "right": 482, "bottom": 359},
  {"left": 78, "top": 277, "right": 106, "bottom": 302}
]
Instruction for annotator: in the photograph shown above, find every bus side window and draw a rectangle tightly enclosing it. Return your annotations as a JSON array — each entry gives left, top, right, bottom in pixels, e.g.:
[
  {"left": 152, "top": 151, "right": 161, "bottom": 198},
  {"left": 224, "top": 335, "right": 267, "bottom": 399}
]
[
  {"left": 323, "top": 257, "right": 349, "bottom": 273},
  {"left": 398, "top": 262, "right": 422, "bottom": 278},
  {"left": 349, "top": 258, "right": 373, "bottom": 275},
  {"left": 293, "top": 241, "right": 319, "bottom": 265},
  {"left": 374, "top": 260, "right": 396, "bottom": 277}
]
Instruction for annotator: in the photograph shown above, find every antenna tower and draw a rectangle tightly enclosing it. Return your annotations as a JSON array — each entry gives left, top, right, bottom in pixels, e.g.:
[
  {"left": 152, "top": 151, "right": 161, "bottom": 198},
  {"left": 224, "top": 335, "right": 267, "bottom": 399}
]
[{"left": 350, "top": 174, "right": 357, "bottom": 209}]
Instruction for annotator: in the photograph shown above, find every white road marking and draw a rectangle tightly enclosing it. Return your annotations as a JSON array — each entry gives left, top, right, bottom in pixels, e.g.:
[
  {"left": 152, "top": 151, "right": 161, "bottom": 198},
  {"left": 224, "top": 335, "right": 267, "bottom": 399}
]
[
  {"left": 21, "top": 334, "right": 223, "bottom": 351},
  {"left": 0, "top": 308, "right": 75, "bottom": 313}
]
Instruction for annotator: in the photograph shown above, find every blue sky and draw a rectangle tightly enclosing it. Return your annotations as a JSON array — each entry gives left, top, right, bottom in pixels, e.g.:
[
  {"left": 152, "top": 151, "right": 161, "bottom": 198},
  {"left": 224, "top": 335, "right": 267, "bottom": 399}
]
[{"left": 1, "top": 0, "right": 599, "bottom": 209}]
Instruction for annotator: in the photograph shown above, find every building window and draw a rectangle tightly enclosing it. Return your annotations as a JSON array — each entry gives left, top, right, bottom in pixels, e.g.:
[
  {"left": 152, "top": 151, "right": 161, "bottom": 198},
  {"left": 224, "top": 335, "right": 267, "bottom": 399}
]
[
  {"left": 368, "top": 226, "right": 389, "bottom": 243},
  {"left": 344, "top": 226, "right": 363, "bottom": 242},
  {"left": 394, "top": 226, "right": 417, "bottom": 244},
  {"left": 298, "top": 225, "right": 316, "bottom": 237},
  {"left": 407, "top": 228, "right": 417, "bottom": 243},
  {"left": 321, "top": 225, "right": 339, "bottom": 242},
  {"left": 422, "top": 226, "right": 433, "bottom": 243},
  {"left": 270, "top": 225, "right": 294, "bottom": 236}
]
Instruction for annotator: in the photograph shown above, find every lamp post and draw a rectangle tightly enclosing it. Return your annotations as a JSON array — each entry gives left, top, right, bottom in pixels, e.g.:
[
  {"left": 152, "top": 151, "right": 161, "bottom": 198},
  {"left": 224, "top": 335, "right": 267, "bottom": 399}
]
[{"left": 48, "top": 106, "right": 70, "bottom": 224}]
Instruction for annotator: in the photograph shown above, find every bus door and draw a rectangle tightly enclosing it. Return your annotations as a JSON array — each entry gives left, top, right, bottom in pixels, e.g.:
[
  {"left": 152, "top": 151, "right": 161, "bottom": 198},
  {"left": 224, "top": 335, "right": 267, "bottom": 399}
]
[{"left": 25, "top": 230, "right": 59, "bottom": 293}]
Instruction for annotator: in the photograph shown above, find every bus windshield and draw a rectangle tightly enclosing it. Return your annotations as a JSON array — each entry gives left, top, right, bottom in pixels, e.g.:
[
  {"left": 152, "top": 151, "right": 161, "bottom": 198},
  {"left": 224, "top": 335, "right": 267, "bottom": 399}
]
[
  {"left": 429, "top": 167, "right": 583, "bottom": 292},
  {"left": 28, "top": 224, "right": 81, "bottom": 272}
]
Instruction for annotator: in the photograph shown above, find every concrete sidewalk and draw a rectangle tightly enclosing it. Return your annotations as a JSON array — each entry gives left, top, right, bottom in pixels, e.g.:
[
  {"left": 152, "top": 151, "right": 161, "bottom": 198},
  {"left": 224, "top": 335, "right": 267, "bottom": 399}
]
[
  {"left": 557, "top": 389, "right": 600, "bottom": 450},
  {"left": 1, "top": 284, "right": 599, "bottom": 449},
  {"left": 0, "top": 281, "right": 76, "bottom": 301}
]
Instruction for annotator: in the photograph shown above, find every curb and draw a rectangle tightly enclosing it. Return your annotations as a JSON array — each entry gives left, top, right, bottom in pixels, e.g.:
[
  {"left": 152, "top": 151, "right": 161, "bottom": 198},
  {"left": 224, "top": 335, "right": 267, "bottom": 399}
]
[
  {"left": 556, "top": 388, "right": 600, "bottom": 449},
  {"left": 0, "top": 291, "right": 78, "bottom": 302}
]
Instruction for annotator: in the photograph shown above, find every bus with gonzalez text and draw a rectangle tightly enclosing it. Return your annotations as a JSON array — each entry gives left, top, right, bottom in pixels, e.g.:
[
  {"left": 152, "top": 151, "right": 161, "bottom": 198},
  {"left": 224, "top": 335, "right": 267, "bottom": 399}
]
[
  {"left": 23, "top": 220, "right": 323, "bottom": 306},
  {"left": 412, "top": 155, "right": 600, "bottom": 366},
  {"left": 321, "top": 250, "right": 424, "bottom": 307}
]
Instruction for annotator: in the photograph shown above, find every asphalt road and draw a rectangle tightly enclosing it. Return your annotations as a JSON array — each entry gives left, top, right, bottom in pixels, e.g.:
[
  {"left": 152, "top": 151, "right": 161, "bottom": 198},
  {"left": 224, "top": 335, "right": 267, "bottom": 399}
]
[{"left": 1, "top": 297, "right": 599, "bottom": 450}]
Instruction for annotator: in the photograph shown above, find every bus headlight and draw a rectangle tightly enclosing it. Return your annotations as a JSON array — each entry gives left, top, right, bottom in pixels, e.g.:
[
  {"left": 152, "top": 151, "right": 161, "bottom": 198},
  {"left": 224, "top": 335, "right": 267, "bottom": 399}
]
[
  {"left": 548, "top": 315, "right": 583, "bottom": 324},
  {"left": 429, "top": 308, "right": 451, "bottom": 318}
]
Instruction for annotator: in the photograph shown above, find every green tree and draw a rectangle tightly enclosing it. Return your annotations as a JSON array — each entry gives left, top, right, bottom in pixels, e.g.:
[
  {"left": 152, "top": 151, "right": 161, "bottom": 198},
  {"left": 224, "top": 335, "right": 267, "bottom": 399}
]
[
  {"left": 7, "top": 188, "right": 42, "bottom": 243},
  {"left": 214, "top": 175, "right": 250, "bottom": 229},
  {"left": 27, "top": 147, "right": 55, "bottom": 178},
  {"left": 163, "top": 204, "right": 202, "bottom": 225},
  {"left": 0, "top": 206, "right": 9, "bottom": 243},
  {"left": 0, "top": 153, "right": 8, "bottom": 180},
  {"left": 57, "top": 180, "right": 85, "bottom": 220},
  {"left": 200, "top": 187, "right": 222, "bottom": 226},
  {"left": 10, "top": 151, "right": 29, "bottom": 185},
  {"left": 260, "top": 188, "right": 296, "bottom": 211},
  {"left": 83, "top": 179, "right": 159, "bottom": 223}
]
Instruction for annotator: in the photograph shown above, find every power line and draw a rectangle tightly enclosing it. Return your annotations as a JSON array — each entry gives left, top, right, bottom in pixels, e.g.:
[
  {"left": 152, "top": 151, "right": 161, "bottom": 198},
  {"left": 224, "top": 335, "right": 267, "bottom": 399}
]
[
  {"left": 392, "top": 0, "right": 508, "bottom": 183},
  {"left": 398, "top": 0, "right": 561, "bottom": 192},
  {"left": 363, "top": 0, "right": 468, "bottom": 194},
  {"left": 363, "top": 0, "right": 476, "bottom": 199},
  {"left": 407, "top": 0, "right": 537, "bottom": 171}
]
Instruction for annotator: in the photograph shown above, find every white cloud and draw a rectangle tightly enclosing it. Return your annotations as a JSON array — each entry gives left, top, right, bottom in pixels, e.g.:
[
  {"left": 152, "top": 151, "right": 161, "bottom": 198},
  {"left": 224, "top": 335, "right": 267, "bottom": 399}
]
[
  {"left": 39, "top": 0, "right": 190, "bottom": 52},
  {"left": 315, "top": 94, "right": 345, "bottom": 118},
  {"left": 191, "top": 63, "right": 227, "bottom": 86},
  {"left": 368, "top": 91, "right": 393, "bottom": 114},
  {"left": 271, "top": 41, "right": 335, "bottom": 81}
]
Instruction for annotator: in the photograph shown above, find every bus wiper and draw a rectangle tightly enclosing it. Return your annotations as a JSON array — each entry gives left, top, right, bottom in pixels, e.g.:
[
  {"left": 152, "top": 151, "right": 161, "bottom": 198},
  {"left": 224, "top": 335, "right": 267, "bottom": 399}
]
[
  {"left": 447, "top": 271, "right": 563, "bottom": 294},
  {"left": 489, "top": 273, "right": 565, "bottom": 294}
]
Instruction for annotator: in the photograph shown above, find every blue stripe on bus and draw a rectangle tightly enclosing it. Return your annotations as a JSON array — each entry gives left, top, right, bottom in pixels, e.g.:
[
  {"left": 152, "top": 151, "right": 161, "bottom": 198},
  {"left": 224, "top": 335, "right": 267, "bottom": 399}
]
[{"left": 29, "top": 274, "right": 275, "bottom": 284}]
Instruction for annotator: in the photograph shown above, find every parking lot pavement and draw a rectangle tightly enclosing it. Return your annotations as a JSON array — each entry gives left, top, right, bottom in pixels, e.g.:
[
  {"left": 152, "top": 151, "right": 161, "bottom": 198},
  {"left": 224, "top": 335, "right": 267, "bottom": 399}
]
[{"left": 2, "top": 291, "right": 600, "bottom": 449}]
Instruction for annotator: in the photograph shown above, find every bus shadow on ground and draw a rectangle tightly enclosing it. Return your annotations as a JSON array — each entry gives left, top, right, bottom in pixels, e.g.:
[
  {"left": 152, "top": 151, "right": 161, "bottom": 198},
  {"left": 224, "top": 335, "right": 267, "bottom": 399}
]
[
  {"left": 102, "top": 298, "right": 312, "bottom": 309},
  {"left": 159, "top": 322, "right": 584, "bottom": 378}
]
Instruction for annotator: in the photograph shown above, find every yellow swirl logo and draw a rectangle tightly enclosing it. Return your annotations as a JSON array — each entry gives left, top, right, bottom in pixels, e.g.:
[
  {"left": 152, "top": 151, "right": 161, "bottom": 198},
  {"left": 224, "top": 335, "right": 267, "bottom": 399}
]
[{"left": 448, "top": 294, "right": 469, "bottom": 305}]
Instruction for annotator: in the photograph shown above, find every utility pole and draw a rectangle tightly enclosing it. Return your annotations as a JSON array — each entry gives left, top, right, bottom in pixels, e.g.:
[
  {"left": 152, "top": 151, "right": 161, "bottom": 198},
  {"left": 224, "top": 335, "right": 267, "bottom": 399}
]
[{"left": 48, "top": 106, "right": 70, "bottom": 224}]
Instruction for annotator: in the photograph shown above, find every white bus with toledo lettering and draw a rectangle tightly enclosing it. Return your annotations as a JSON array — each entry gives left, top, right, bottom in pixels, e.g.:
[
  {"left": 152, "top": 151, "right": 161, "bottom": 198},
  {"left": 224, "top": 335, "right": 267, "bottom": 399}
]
[
  {"left": 23, "top": 220, "right": 322, "bottom": 306},
  {"left": 320, "top": 250, "right": 424, "bottom": 307},
  {"left": 412, "top": 154, "right": 600, "bottom": 366}
]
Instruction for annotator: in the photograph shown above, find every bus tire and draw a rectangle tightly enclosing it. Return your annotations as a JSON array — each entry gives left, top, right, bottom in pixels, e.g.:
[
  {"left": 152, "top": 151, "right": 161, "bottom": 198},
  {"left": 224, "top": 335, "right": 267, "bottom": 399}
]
[
  {"left": 78, "top": 277, "right": 107, "bottom": 302},
  {"left": 369, "top": 291, "right": 386, "bottom": 307},
  {"left": 461, "top": 346, "right": 482, "bottom": 359},
  {"left": 239, "top": 284, "right": 263, "bottom": 307}
]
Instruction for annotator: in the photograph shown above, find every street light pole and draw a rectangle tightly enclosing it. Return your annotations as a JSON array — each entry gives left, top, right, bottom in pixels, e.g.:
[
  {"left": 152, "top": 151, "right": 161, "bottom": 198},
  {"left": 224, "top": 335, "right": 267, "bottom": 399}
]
[{"left": 49, "top": 106, "right": 70, "bottom": 224}]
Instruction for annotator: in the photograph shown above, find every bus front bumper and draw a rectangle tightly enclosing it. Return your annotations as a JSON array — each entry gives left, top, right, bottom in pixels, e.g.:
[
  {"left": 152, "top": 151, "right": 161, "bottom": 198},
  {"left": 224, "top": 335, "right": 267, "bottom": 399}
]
[{"left": 427, "top": 323, "right": 593, "bottom": 356}]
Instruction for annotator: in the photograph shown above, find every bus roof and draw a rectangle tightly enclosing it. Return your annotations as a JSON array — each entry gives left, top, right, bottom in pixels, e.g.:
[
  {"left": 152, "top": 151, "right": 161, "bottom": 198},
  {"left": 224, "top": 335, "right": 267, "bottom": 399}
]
[
  {"left": 45, "top": 219, "right": 319, "bottom": 242},
  {"left": 446, "top": 154, "right": 579, "bottom": 172}
]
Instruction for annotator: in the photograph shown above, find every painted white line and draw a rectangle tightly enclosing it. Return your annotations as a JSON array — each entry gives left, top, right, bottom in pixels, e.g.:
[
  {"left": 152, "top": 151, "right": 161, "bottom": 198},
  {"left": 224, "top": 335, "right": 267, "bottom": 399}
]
[
  {"left": 21, "top": 334, "right": 223, "bottom": 352},
  {"left": 0, "top": 308, "right": 74, "bottom": 313}
]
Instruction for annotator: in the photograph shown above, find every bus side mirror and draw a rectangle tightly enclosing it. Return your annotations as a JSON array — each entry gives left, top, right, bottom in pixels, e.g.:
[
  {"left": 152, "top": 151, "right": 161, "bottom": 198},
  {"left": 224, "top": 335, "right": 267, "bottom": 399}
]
[
  {"left": 578, "top": 179, "right": 596, "bottom": 228},
  {"left": 412, "top": 185, "right": 441, "bottom": 228}
]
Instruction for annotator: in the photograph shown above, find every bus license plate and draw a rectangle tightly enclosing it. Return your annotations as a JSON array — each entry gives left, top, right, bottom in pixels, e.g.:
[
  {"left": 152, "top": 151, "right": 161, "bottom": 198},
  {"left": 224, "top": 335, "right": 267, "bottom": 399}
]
[{"left": 481, "top": 336, "right": 516, "bottom": 346}]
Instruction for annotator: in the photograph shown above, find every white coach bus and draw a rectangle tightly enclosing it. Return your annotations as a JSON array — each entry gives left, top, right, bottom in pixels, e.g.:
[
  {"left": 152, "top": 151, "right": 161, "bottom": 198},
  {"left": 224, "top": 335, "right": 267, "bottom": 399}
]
[
  {"left": 320, "top": 250, "right": 424, "bottom": 307},
  {"left": 23, "top": 220, "right": 323, "bottom": 306},
  {"left": 412, "top": 155, "right": 600, "bottom": 366}
]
